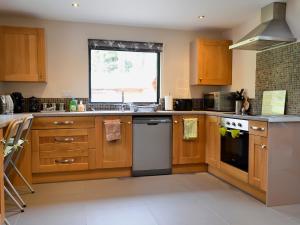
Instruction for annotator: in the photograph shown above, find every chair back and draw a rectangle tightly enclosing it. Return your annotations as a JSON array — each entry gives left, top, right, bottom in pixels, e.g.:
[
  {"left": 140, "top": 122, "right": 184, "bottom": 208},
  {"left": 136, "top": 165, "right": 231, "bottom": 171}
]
[{"left": 16, "top": 115, "right": 34, "bottom": 144}]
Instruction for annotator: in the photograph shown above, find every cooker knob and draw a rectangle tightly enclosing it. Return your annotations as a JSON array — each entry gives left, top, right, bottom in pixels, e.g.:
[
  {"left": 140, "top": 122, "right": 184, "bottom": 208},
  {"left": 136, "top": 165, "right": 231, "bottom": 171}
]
[
  {"left": 226, "top": 122, "right": 230, "bottom": 125},
  {"left": 238, "top": 123, "right": 242, "bottom": 127},
  {"left": 232, "top": 122, "right": 236, "bottom": 126}
]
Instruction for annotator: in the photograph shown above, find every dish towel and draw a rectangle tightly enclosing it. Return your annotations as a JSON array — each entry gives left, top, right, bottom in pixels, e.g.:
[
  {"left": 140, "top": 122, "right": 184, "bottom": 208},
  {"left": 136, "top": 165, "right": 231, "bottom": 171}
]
[
  {"left": 183, "top": 118, "right": 198, "bottom": 140},
  {"left": 231, "top": 129, "right": 240, "bottom": 139},
  {"left": 219, "top": 127, "right": 227, "bottom": 137},
  {"left": 104, "top": 119, "right": 121, "bottom": 142}
]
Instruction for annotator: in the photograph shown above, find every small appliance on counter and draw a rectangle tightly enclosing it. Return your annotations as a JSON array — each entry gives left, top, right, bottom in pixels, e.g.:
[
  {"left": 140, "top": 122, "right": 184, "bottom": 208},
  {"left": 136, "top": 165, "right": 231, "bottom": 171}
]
[
  {"left": 164, "top": 95, "right": 173, "bottom": 111},
  {"left": 11, "top": 92, "right": 25, "bottom": 113},
  {"left": 174, "top": 99, "right": 193, "bottom": 111},
  {"left": 29, "top": 96, "right": 40, "bottom": 112},
  {"left": 0, "top": 95, "right": 14, "bottom": 114},
  {"left": 203, "top": 92, "right": 235, "bottom": 112}
]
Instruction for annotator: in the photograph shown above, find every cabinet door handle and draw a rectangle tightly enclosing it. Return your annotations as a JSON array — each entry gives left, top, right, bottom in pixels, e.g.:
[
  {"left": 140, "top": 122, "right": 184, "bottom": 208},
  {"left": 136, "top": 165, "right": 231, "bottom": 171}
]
[
  {"left": 53, "top": 121, "right": 74, "bottom": 125},
  {"left": 250, "top": 126, "right": 265, "bottom": 131},
  {"left": 54, "top": 159, "right": 75, "bottom": 164},
  {"left": 127, "top": 121, "right": 132, "bottom": 124},
  {"left": 261, "top": 144, "right": 267, "bottom": 149},
  {"left": 174, "top": 120, "right": 178, "bottom": 124},
  {"left": 54, "top": 137, "right": 74, "bottom": 143}
]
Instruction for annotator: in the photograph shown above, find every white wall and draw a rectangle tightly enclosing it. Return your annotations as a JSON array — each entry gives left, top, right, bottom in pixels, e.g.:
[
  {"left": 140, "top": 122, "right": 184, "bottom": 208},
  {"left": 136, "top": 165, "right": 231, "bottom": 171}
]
[
  {"left": 0, "top": 16, "right": 222, "bottom": 98},
  {"left": 222, "top": 0, "right": 300, "bottom": 99}
]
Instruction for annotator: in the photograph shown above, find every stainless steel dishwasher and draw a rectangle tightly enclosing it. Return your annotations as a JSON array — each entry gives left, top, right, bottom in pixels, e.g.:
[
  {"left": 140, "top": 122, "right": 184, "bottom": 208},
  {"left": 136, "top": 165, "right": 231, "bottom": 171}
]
[{"left": 132, "top": 116, "right": 172, "bottom": 176}]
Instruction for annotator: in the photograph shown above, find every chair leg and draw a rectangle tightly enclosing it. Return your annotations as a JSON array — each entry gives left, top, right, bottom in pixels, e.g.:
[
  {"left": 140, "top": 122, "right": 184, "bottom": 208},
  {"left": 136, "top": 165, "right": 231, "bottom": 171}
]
[
  {"left": 4, "top": 218, "right": 11, "bottom": 225},
  {"left": 9, "top": 160, "right": 35, "bottom": 193},
  {"left": 4, "top": 174, "right": 26, "bottom": 208},
  {"left": 4, "top": 186, "right": 24, "bottom": 212}
]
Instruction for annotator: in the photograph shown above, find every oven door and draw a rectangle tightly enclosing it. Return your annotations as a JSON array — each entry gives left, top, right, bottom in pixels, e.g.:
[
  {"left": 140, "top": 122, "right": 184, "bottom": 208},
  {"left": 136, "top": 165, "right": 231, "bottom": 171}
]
[{"left": 221, "top": 129, "right": 249, "bottom": 172}]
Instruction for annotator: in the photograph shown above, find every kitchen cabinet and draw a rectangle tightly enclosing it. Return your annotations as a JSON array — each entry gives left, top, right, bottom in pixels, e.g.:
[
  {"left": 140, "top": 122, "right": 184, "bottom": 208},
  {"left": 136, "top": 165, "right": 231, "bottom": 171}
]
[
  {"left": 205, "top": 116, "right": 221, "bottom": 168},
  {"left": 0, "top": 26, "right": 46, "bottom": 82},
  {"left": 249, "top": 134, "right": 268, "bottom": 191},
  {"left": 172, "top": 115, "right": 205, "bottom": 165},
  {"left": 0, "top": 129, "right": 4, "bottom": 225},
  {"left": 190, "top": 39, "right": 232, "bottom": 85},
  {"left": 31, "top": 128, "right": 96, "bottom": 173},
  {"left": 95, "top": 116, "right": 132, "bottom": 169}
]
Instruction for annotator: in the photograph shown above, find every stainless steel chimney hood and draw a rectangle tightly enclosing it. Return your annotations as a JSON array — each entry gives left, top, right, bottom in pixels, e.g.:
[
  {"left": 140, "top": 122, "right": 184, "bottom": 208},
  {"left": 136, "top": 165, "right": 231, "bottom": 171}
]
[{"left": 229, "top": 2, "right": 296, "bottom": 51}]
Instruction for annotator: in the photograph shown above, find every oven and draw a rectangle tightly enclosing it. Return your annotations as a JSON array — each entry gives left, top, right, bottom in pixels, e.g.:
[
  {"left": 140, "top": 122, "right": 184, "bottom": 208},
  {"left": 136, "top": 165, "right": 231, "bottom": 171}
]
[{"left": 220, "top": 118, "right": 249, "bottom": 172}]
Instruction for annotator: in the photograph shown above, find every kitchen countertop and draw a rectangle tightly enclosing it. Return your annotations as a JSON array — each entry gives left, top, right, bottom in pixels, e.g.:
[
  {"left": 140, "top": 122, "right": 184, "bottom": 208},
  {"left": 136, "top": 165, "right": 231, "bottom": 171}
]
[
  {"left": 31, "top": 111, "right": 300, "bottom": 123},
  {"left": 0, "top": 113, "right": 32, "bottom": 129}
]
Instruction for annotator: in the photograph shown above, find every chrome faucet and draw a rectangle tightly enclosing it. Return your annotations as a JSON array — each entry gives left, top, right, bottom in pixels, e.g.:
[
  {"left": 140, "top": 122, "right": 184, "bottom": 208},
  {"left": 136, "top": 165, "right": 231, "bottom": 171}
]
[{"left": 121, "top": 91, "right": 126, "bottom": 112}]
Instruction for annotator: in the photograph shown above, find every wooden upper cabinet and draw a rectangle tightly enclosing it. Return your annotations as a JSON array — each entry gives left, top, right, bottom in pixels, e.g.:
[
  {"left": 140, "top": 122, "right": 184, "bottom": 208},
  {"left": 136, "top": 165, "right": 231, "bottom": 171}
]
[
  {"left": 96, "top": 116, "right": 132, "bottom": 169},
  {"left": 205, "top": 116, "right": 221, "bottom": 168},
  {"left": 172, "top": 115, "right": 205, "bottom": 165},
  {"left": 249, "top": 134, "right": 268, "bottom": 191},
  {"left": 190, "top": 39, "right": 232, "bottom": 85},
  {"left": 0, "top": 26, "right": 46, "bottom": 82}
]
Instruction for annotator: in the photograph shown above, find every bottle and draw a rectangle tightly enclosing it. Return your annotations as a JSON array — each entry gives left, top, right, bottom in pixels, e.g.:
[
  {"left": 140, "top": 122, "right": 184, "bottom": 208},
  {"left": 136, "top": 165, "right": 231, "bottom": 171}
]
[
  {"left": 69, "top": 98, "right": 77, "bottom": 112},
  {"left": 77, "top": 100, "right": 85, "bottom": 112}
]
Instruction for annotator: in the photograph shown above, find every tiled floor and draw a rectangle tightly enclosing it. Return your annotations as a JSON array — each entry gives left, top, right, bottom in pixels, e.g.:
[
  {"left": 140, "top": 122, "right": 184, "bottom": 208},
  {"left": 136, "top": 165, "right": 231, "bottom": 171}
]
[{"left": 6, "top": 173, "right": 300, "bottom": 225}]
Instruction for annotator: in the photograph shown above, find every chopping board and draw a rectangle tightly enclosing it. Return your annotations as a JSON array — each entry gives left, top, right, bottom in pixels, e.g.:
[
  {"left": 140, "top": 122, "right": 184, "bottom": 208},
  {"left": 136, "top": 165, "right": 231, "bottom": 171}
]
[{"left": 262, "top": 90, "right": 286, "bottom": 115}]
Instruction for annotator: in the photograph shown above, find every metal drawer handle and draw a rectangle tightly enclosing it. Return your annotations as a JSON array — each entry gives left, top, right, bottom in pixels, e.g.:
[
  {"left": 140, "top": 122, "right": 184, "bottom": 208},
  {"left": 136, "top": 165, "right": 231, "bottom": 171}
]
[
  {"left": 250, "top": 126, "right": 265, "bottom": 131},
  {"left": 53, "top": 121, "right": 74, "bottom": 125},
  {"left": 54, "top": 159, "right": 75, "bottom": 164},
  {"left": 54, "top": 137, "right": 75, "bottom": 143}
]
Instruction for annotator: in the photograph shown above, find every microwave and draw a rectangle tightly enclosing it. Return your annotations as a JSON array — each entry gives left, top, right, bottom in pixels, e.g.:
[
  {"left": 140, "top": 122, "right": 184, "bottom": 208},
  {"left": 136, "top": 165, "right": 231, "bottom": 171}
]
[{"left": 203, "top": 92, "right": 235, "bottom": 112}]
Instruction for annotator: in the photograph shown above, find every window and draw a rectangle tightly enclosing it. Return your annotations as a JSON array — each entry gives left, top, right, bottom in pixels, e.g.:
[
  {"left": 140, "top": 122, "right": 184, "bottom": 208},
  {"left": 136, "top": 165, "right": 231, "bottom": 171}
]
[{"left": 89, "top": 39, "right": 162, "bottom": 103}]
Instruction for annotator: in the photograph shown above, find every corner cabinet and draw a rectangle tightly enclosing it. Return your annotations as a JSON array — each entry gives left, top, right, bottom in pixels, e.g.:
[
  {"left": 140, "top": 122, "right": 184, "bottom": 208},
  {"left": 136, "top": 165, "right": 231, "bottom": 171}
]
[
  {"left": 0, "top": 129, "right": 4, "bottom": 225},
  {"left": 190, "top": 39, "right": 232, "bottom": 85},
  {"left": 205, "top": 116, "right": 221, "bottom": 168},
  {"left": 0, "top": 26, "right": 46, "bottom": 82},
  {"left": 172, "top": 115, "right": 205, "bottom": 165}
]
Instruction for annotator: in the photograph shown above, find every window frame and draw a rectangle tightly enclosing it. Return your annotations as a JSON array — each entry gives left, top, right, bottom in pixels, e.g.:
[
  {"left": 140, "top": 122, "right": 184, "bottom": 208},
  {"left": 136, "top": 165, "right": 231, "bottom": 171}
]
[{"left": 88, "top": 46, "right": 161, "bottom": 104}]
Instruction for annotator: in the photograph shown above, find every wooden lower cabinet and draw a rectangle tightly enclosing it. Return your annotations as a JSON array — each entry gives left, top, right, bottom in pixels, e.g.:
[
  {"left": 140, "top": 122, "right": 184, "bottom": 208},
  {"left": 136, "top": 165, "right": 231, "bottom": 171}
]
[
  {"left": 32, "top": 128, "right": 96, "bottom": 173},
  {"left": 249, "top": 135, "right": 268, "bottom": 191},
  {"left": 172, "top": 115, "right": 205, "bottom": 165},
  {"left": 95, "top": 116, "right": 132, "bottom": 169},
  {"left": 0, "top": 129, "right": 4, "bottom": 225},
  {"left": 205, "top": 116, "right": 221, "bottom": 168}
]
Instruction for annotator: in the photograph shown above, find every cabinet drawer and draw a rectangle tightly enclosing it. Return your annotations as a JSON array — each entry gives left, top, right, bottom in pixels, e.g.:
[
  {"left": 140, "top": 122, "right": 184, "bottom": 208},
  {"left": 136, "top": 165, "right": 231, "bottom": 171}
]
[
  {"left": 249, "top": 121, "right": 268, "bottom": 137},
  {"left": 32, "top": 117, "right": 95, "bottom": 129},
  {"left": 32, "top": 129, "right": 93, "bottom": 173}
]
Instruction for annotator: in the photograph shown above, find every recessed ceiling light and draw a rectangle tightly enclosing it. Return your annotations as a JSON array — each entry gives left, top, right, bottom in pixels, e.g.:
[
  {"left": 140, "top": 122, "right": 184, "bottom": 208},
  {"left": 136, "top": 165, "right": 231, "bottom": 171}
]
[
  {"left": 72, "top": 2, "right": 79, "bottom": 7},
  {"left": 198, "top": 16, "right": 205, "bottom": 19}
]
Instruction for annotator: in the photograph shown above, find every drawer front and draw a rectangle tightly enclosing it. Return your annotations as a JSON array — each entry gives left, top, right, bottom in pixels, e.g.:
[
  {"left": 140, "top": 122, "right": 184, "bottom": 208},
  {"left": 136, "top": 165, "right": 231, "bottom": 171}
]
[
  {"left": 32, "top": 129, "right": 91, "bottom": 173},
  {"left": 249, "top": 121, "right": 268, "bottom": 137},
  {"left": 32, "top": 116, "right": 95, "bottom": 129}
]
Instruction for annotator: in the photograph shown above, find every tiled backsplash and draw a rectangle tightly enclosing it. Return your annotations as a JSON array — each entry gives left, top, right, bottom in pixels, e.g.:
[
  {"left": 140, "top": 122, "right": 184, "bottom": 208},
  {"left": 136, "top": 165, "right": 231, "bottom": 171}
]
[
  {"left": 252, "top": 42, "right": 300, "bottom": 115},
  {"left": 23, "top": 98, "right": 204, "bottom": 112}
]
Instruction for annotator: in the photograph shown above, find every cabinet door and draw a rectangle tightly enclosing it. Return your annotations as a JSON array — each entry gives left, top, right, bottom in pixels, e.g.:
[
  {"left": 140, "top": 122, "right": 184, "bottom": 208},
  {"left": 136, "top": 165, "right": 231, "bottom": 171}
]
[
  {"left": 172, "top": 115, "right": 205, "bottom": 165},
  {"left": 0, "top": 26, "right": 46, "bottom": 82},
  {"left": 97, "top": 116, "right": 132, "bottom": 169},
  {"left": 249, "top": 135, "right": 268, "bottom": 191},
  {"left": 205, "top": 116, "right": 220, "bottom": 168},
  {"left": 0, "top": 129, "right": 4, "bottom": 225},
  {"left": 197, "top": 39, "right": 232, "bottom": 85}
]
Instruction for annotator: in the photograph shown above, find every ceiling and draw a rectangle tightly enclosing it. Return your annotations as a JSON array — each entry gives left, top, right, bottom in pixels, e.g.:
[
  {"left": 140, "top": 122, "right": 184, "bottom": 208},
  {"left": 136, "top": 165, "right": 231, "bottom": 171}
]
[{"left": 0, "top": 0, "right": 285, "bottom": 31}]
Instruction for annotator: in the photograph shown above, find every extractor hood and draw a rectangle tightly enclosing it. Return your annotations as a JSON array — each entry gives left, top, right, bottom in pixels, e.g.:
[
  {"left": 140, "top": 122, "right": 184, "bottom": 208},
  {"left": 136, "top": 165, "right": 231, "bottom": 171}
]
[{"left": 229, "top": 2, "right": 296, "bottom": 51}]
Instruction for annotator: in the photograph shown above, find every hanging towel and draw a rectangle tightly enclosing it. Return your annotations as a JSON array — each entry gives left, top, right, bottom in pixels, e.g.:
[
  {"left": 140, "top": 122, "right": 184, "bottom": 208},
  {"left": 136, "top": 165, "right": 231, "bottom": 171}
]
[
  {"left": 104, "top": 119, "right": 121, "bottom": 141},
  {"left": 183, "top": 118, "right": 198, "bottom": 140},
  {"left": 231, "top": 129, "right": 240, "bottom": 139},
  {"left": 219, "top": 127, "right": 227, "bottom": 137}
]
